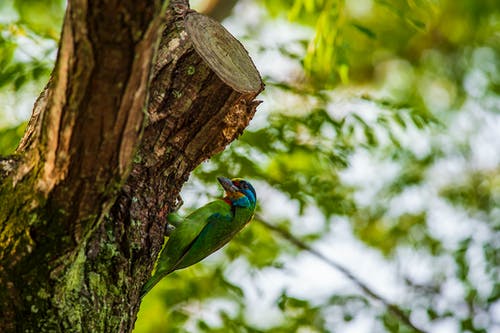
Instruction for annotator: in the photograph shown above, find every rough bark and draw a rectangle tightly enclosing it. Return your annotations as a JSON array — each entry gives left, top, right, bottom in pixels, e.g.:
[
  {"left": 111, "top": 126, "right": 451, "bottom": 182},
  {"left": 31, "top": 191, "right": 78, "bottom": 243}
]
[{"left": 0, "top": 0, "right": 263, "bottom": 331}]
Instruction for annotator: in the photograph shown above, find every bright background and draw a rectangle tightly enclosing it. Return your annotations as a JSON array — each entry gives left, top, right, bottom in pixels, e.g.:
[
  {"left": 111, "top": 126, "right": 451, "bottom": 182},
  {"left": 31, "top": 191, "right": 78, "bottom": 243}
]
[{"left": 1, "top": 0, "right": 499, "bottom": 332}]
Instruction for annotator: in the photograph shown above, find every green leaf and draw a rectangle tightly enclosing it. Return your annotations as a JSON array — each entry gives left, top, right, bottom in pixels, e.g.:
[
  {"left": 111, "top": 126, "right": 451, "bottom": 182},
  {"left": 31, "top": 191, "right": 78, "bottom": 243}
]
[{"left": 0, "top": 123, "right": 26, "bottom": 155}]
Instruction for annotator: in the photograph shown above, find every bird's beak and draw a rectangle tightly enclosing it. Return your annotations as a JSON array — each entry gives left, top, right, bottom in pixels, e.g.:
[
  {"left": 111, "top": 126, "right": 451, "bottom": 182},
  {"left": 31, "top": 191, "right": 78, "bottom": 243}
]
[{"left": 218, "top": 176, "right": 238, "bottom": 193}]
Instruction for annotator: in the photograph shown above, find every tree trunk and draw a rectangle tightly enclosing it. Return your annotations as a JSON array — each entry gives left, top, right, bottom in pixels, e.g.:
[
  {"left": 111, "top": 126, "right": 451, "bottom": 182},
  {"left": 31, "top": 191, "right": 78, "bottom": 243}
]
[{"left": 0, "top": 0, "right": 263, "bottom": 331}]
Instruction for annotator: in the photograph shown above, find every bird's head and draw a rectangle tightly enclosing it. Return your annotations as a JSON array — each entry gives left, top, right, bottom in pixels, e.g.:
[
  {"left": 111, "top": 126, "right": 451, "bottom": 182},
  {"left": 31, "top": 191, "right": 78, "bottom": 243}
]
[{"left": 217, "top": 177, "right": 257, "bottom": 208}]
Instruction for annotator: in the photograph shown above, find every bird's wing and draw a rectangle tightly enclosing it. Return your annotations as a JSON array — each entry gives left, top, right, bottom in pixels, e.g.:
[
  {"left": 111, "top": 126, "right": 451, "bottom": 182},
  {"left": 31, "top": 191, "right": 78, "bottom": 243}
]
[
  {"left": 154, "top": 200, "right": 232, "bottom": 275},
  {"left": 183, "top": 199, "right": 232, "bottom": 223}
]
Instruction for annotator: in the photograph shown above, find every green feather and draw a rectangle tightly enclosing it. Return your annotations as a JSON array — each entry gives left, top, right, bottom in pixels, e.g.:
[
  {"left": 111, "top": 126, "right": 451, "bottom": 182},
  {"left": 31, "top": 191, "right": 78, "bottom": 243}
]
[{"left": 140, "top": 178, "right": 256, "bottom": 298}]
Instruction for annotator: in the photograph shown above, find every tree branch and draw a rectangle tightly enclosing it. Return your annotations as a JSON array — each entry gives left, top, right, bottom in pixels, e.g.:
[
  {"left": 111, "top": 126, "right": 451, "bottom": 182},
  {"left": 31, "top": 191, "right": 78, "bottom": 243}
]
[{"left": 256, "top": 217, "right": 428, "bottom": 333}]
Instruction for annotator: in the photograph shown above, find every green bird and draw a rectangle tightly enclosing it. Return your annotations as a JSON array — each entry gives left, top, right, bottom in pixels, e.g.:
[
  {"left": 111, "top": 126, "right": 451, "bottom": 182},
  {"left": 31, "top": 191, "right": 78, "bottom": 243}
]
[{"left": 140, "top": 176, "right": 257, "bottom": 298}]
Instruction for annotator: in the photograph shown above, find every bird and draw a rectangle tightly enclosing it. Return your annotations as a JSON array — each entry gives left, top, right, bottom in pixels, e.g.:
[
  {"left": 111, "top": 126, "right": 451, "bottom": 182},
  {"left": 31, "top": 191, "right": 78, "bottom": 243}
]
[{"left": 140, "top": 176, "right": 257, "bottom": 298}]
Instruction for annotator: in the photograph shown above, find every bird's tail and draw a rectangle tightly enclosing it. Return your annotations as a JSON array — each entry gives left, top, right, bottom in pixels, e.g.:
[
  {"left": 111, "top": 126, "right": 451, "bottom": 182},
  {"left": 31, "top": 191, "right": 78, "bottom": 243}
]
[{"left": 140, "top": 273, "right": 163, "bottom": 299}]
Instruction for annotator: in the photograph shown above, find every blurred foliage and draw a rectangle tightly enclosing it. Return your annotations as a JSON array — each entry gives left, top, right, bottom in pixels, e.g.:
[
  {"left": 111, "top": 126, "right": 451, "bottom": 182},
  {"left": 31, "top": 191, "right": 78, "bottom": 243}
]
[
  {"left": 260, "top": 0, "right": 499, "bottom": 88},
  {"left": 0, "top": 1, "right": 59, "bottom": 88},
  {"left": 0, "top": 0, "right": 59, "bottom": 130},
  {"left": 0, "top": 122, "right": 25, "bottom": 155},
  {"left": 11, "top": 0, "right": 63, "bottom": 39},
  {"left": 441, "top": 170, "right": 500, "bottom": 216},
  {"left": 1, "top": 0, "right": 499, "bottom": 332}
]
